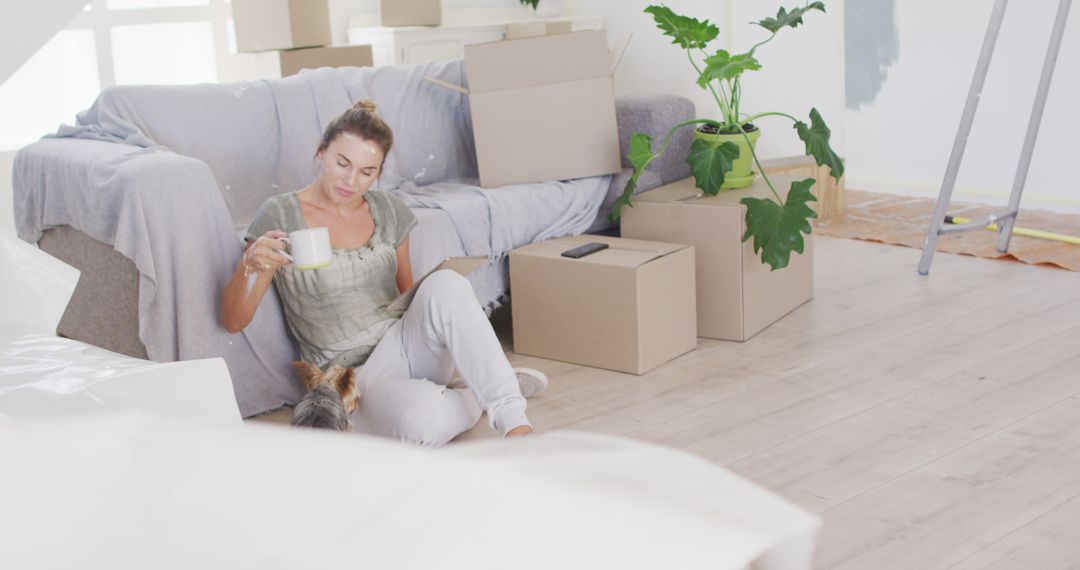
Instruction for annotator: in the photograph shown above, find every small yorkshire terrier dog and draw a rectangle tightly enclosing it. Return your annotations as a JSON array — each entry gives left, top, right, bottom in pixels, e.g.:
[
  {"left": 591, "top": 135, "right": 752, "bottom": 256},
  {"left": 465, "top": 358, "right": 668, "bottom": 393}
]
[{"left": 290, "top": 361, "right": 361, "bottom": 432}]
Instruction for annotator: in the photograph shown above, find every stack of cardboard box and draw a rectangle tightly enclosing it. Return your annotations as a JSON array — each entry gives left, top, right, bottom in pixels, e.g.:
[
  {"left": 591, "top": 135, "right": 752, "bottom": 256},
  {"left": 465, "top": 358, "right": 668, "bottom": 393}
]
[
  {"left": 621, "top": 175, "right": 814, "bottom": 342},
  {"left": 510, "top": 175, "right": 815, "bottom": 375},
  {"left": 232, "top": 0, "right": 373, "bottom": 77}
]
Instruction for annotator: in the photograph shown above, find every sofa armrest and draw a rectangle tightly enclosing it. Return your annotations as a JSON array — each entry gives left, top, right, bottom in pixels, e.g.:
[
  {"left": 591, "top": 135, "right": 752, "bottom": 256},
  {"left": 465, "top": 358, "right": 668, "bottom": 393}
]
[
  {"left": 615, "top": 94, "right": 695, "bottom": 185},
  {"left": 14, "top": 137, "right": 235, "bottom": 351},
  {"left": 38, "top": 225, "right": 148, "bottom": 359}
]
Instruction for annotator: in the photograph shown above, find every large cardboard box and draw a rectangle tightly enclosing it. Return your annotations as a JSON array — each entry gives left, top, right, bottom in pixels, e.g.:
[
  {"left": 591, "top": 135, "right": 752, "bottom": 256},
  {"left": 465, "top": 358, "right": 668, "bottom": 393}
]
[
  {"left": 510, "top": 235, "right": 697, "bottom": 375},
  {"left": 428, "top": 30, "right": 626, "bottom": 188},
  {"left": 233, "top": 0, "right": 331, "bottom": 53},
  {"left": 620, "top": 175, "right": 813, "bottom": 342},
  {"left": 380, "top": 0, "right": 441, "bottom": 27},
  {"left": 277, "top": 45, "right": 374, "bottom": 77}
]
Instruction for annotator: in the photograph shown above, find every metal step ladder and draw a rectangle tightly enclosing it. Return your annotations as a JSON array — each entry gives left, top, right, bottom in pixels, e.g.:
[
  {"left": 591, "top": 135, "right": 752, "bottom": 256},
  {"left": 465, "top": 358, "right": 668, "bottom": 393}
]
[{"left": 918, "top": 0, "right": 1072, "bottom": 275}]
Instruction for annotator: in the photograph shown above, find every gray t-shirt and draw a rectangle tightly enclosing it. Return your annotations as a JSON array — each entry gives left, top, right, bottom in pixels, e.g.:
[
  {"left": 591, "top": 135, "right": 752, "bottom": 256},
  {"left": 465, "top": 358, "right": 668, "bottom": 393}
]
[{"left": 245, "top": 190, "right": 418, "bottom": 369}]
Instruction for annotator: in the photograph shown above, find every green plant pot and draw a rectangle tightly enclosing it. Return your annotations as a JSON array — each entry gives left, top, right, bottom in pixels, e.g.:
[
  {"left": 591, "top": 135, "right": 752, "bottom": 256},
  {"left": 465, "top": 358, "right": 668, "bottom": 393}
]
[{"left": 694, "top": 125, "right": 761, "bottom": 189}]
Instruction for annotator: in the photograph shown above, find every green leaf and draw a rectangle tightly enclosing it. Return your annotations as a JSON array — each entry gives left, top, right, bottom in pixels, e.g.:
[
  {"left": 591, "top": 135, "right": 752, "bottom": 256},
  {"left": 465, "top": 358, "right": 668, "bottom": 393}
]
[
  {"left": 697, "top": 49, "right": 761, "bottom": 88},
  {"left": 645, "top": 5, "right": 719, "bottom": 50},
  {"left": 519, "top": 0, "right": 540, "bottom": 9},
  {"left": 754, "top": 2, "right": 826, "bottom": 34},
  {"left": 740, "top": 178, "right": 818, "bottom": 270},
  {"left": 794, "top": 108, "right": 844, "bottom": 181},
  {"left": 627, "top": 131, "right": 654, "bottom": 169},
  {"left": 609, "top": 133, "right": 656, "bottom": 222},
  {"left": 687, "top": 138, "right": 740, "bottom": 195}
]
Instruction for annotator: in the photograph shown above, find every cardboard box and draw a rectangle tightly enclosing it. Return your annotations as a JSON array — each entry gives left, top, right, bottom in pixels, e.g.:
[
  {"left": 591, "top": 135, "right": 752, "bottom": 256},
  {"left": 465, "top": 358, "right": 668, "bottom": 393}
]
[
  {"left": 510, "top": 235, "right": 697, "bottom": 375},
  {"left": 233, "top": 0, "right": 331, "bottom": 53},
  {"left": 380, "top": 0, "right": 441, "bottom": 27},
  {"left": 504, "top": 19, "right": 573, "bottom": 40},
  {"left": 277, "top": 45, "right": 374, "bottom": 77},
  {"left": 620, "top": 175, "right": 813, "bottom": 342},
  {"left": 427, "top": 29, "right": 626, "bottom": 188}
]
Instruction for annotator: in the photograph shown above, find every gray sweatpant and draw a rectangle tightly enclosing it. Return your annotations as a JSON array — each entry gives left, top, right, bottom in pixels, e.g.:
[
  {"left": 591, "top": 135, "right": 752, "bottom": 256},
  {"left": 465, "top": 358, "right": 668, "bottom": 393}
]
[{"left": 350, "top": 270, "right": 530, "bottom": 446}]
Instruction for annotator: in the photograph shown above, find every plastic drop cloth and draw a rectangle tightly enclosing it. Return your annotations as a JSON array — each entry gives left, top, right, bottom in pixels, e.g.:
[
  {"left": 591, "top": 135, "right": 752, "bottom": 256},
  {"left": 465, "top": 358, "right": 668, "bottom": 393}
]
[
  {"left": 0, "top": 232, "right": 241, "bottom": 424},
  {"left": 0, "top": 412, "right": 819, "bottom": 570}
]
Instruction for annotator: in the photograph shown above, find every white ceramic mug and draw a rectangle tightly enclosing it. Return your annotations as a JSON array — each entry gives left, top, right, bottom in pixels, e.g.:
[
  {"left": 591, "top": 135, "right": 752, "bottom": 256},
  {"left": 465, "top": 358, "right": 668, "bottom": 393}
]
[{"left": 284, "top": 227, "right": 332, "bottom": 270}]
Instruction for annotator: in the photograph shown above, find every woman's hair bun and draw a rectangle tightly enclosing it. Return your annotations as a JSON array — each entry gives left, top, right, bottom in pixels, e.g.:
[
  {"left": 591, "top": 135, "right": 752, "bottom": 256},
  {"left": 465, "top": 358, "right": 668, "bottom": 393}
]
[{"left": 353, "top": 98, "right": 378, "bottom": 114}]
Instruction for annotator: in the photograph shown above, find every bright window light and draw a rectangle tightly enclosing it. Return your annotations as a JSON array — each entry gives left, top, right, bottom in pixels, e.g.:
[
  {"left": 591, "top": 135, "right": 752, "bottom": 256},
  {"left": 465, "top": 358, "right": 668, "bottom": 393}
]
[
  {"left": 0, "top": 30, "right": 100, "bottom": 150},
  {"left": 111, "top": 22, "right": 217, "bottom": 85}
]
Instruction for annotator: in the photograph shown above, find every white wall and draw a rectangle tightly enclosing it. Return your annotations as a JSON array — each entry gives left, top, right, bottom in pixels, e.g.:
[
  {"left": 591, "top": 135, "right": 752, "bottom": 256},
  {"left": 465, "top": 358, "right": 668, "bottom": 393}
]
[
  {"left": 844, "top": 0, "right": 1080, "bottom": 212},
  {"left": 565, "top": 0, "right": 845, "bottom": 160}
]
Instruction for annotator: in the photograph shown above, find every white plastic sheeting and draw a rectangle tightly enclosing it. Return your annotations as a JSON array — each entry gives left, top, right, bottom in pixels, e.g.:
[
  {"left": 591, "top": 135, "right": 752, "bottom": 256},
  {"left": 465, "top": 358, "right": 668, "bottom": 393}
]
[
  {"left": 0, "top": 412, "right": 820, "bottom": 570},
  {"left": 0, "top": 229, "right": 79, "bottom": 335},
  {"left": 0, "top": 231, "right": 241, "bottom": 424}
]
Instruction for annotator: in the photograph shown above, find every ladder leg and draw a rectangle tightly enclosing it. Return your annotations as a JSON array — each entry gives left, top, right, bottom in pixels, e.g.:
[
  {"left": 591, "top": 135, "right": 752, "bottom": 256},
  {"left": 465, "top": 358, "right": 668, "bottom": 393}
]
[
  {"left": 996, "top": 0, "right": 1072, "bottom": 253},
  {"left": 918, "top": 0, "right": 1010, "bottom": 275}
]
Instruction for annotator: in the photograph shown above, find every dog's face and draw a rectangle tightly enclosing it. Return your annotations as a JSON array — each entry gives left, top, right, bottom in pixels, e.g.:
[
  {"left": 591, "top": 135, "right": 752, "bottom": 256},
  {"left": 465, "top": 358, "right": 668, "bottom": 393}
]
[
  {"left": 293, "top": 361, "right": 361, "bottom": 414},
  {"left": 291, "top": 385, "right": 351, "bottom": 431}
]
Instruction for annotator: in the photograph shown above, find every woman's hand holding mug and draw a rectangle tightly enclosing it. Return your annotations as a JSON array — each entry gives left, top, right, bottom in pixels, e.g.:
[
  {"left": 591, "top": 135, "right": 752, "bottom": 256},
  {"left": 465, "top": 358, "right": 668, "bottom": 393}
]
[
  {"left": 243, "top": 227, "right": 332, "bottom": 277},
  {"left": 244, "top": 230, "right": 292, "bottom": 276}
]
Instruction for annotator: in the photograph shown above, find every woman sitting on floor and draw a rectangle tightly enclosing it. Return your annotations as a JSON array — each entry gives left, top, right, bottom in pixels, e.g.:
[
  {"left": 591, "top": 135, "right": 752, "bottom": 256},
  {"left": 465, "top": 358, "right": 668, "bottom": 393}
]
[{"left": 220, "top": 99, "right": 547, "bottom": 446}]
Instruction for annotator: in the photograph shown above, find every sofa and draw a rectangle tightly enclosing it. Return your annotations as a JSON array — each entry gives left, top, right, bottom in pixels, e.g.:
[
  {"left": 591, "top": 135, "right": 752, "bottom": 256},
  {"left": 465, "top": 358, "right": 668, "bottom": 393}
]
[{"left": 14, "top": 59, "right": 693, "bottom": 417}]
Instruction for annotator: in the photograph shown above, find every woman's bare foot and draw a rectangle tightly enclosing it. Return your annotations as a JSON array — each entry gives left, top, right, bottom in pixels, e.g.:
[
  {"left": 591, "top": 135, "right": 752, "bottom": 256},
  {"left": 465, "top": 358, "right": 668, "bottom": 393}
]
[{"left": 505, "top": 425, "right": 534, "bottom": 438}]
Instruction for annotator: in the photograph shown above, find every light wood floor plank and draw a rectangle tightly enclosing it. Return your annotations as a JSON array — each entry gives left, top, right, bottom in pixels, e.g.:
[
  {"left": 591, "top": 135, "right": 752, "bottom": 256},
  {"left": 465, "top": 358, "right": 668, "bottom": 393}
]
[
  {"left": 947, "top": 493, "right": 1080, "bottom": 569},
  {"left": 727, "top": 325, "right": 1080, "bottom": 514},
  {"left": 813, "top": 394, "right": 1080, "bottom": 569}
]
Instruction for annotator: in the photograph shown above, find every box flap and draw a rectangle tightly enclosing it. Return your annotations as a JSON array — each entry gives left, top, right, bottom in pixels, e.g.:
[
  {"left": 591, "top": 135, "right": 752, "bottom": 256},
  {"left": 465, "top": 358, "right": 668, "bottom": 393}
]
[
  {"left": 512, "top": 236, "right": 689, "bottom": 268},
  {"left": 631, "top": 177, "right": 702, "bottom": 203},
  {"left": 423, "top": 76, "right": 469, "bottom": 95},
  {"left": 465, "top": 29, "right": 611, "bottom": 93},
  {"left": 634, "top": 174, "right": 804, "bottom": 207},
  {"left": 609, "top": 32, "right": 632, "bottom": 75}
]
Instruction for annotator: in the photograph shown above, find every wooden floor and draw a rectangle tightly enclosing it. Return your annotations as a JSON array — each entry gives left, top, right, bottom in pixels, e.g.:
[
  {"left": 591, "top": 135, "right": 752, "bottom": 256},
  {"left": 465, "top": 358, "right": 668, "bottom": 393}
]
[
  {"left": 486, "top": 236, "right": 1080, "bottom": 569},
  {"left": 257, "top": 236, "right": 1080, "bottom": 569}
]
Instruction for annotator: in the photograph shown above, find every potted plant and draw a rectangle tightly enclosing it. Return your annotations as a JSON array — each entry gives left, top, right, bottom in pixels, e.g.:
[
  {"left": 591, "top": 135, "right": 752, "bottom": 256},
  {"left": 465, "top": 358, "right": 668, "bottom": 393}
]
[{"left": 610, "top": 2, "right": 844, "bottom": 271}]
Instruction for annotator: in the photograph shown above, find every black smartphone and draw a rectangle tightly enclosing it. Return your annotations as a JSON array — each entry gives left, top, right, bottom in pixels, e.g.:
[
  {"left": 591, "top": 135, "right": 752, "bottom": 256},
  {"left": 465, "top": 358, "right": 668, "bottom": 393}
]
[{"left": 560, "top": 242, "right": 610, "bottom": 259}]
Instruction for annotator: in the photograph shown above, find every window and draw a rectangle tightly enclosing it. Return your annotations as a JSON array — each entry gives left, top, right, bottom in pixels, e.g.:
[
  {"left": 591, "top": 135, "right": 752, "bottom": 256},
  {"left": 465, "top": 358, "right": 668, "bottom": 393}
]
[
  {"left": 0, "top": 31, "right": 100, "bottom": 149},
  {"left": 0, "top": 0, "right": 235, "bottom": 149},
  {"left": 111, "top": 22, "right": 218, "bottom": 85}
]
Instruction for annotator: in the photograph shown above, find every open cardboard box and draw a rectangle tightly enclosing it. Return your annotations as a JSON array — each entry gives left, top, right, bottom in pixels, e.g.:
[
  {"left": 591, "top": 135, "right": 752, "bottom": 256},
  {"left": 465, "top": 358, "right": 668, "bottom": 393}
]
[
  {"left": 426, "top": 29, "right": 630, "bottom": 188},
  {"left": 510, "top": 235, "right": 697, "bottom": 375}
]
